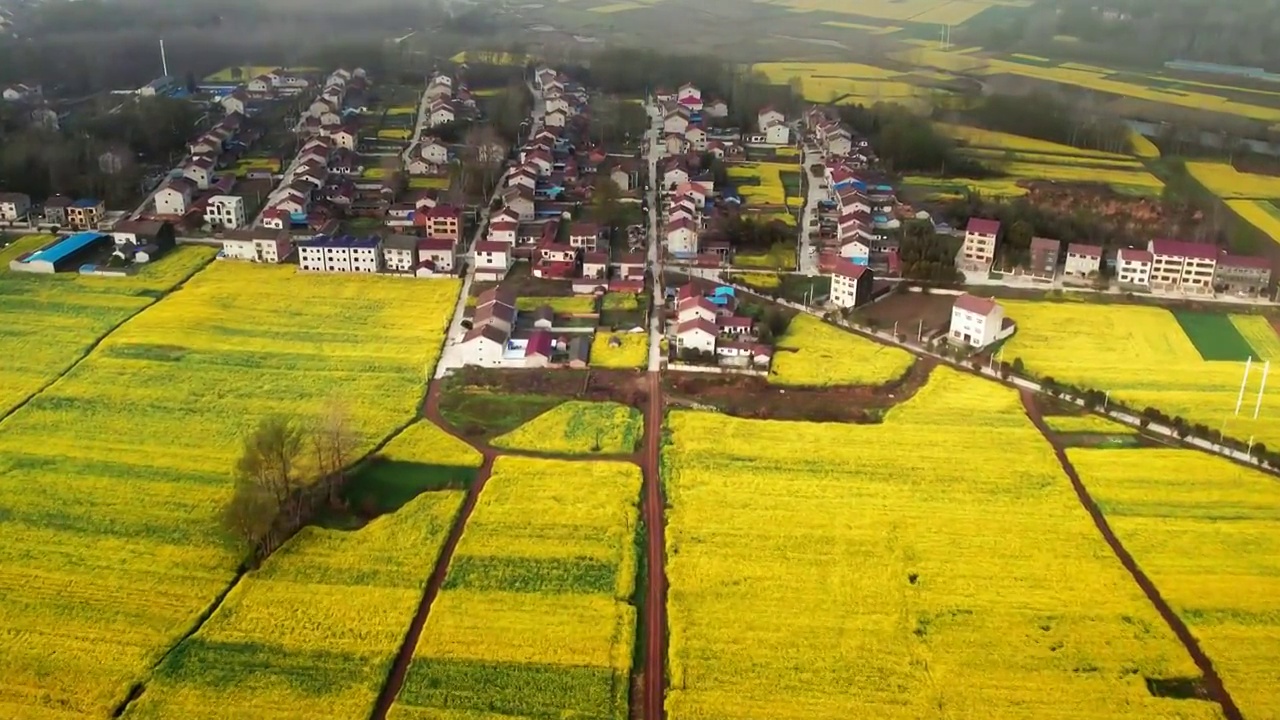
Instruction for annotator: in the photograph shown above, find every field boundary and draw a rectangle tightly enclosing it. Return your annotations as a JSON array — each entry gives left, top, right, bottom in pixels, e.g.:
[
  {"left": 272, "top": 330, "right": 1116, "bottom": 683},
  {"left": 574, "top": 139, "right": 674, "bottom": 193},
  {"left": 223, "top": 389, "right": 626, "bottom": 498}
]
[
  {"left": 642, "top": 370, "right": 667, "bottom": 720},
  {"left": 1019, "top": 388, "right": 1243, "bottom": 720},
  {"left": 0, "top": 251, "right": 216, "bottom": 429}
]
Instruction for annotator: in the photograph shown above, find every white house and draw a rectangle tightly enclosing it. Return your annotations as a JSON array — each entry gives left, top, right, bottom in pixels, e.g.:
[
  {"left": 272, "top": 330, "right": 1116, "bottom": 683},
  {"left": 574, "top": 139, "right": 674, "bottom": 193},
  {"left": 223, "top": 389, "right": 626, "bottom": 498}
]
[
  {"left": 474, "top": 240, "right": 513, "bottom": 281},
  {"left": 757, "top": 107, "right": 785, "bottom": 134},
  {"left": 205, "top": 195, "right": 246, "bottom": 230},
  {"left": 461, "top": 325, "right": 508, "bottom": 367},
  {"left": 154, "top": 179, "right": 195, "bottom": 217},
  {"left": 677, "top": 296, "right": 717, "bottom": 325},
  {"left": 544, "top": 109, "right": 568, "bottom": 128},
  {"left": 221, "top": 91, "right": 248, "bottom": 116},
  {"left": 182, "top": 156, "right": 215, "bottom": 190},
  {"left": 961, "top": 217, "right": 1000, "bottom": 268},
  {"left": 429, "top": 102, "right": 456, "bottom": 127},
  {"left": 949, "top": 294, "right": 1006, "bottom": 348},
  {"left": 675, "top": 318, "right": 717, "bottom": 354},
  {"left": 417, "top": 237, "right": 455, "bottom": 274},
  {"left": 1063, "top": 243, "right": 1103, "bottom": 278},
  {"left": 663, "top": 112, "right": 689, "bottom": 136},
  {"left": 830, "top": 259, "right": 872, "bottom": 309},
  {"left": 765, "top": 123, "right": 791, "bottom": 146},
  {"left": 0, "top": 192, "right": 31, "bottom": 221},
  {"left": 382, "top": 234, "right": 419, "bottom": 272},
  {"left": 666, "top": 217, "right": 699, "bottom": 255},
  {"left": 296, "top": 237, "right": 383, "bottom": 273},
  {"left": 418, "top": 138, "right": 449, "bottom": 165},
  {"left": 1116, "top": 247, "right": 1153, "bottom": 286},
  {"left": 839, "top": 238, "right": 870, "bottom": 265},
  {"left": 685, "top": 126, "right": 707, "bottom": 152},
  {"left": 220, "top": 228, "right": 292, "bottom": 263},
  {"left": 1148, "top": 238, "right": 1217, "bottom": 294}
]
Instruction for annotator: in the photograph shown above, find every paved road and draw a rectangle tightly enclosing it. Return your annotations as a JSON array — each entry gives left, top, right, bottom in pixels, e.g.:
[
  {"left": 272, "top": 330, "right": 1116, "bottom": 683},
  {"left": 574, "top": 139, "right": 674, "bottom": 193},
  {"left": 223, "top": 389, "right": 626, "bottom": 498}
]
[
  {"left": 645, "top": 99, "right": 664, "bottom": 372},
  {"left": 641, "top": 370, "right": 667, "bottom": 720},
  {"left": 797, "top": 144, "right": 825, "bottom": 276},
  {"left": 399, "top": 79, "right": 433, "bottom": 166}
]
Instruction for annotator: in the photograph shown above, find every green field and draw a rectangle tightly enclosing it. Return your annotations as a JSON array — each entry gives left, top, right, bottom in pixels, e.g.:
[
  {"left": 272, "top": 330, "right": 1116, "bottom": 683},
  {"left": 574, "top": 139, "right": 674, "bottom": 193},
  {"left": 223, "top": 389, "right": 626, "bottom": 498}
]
[{"left": 1174, "top": 311, "right": 1257, "bottom": 361}]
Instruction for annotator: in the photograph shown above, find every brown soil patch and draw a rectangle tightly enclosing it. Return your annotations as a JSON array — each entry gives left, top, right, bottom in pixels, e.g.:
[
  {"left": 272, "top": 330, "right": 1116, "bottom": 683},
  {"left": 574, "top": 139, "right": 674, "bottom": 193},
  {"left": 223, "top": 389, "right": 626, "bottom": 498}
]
[
  {"left": 663, "top": 357, "right": 936, "bottom": 423},
  {"left": 855, "top": 292, "right": 955, "bottom": 339}
]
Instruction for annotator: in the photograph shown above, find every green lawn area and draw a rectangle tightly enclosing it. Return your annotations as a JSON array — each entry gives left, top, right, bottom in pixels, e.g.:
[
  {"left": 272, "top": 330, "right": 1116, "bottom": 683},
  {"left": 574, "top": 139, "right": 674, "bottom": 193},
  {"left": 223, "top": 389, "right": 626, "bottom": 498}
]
[
  {"left": 438, "top": 389, "right": 565, "bottom": 440},
  {"left": 1173, "top": 311, "right": 1256, "bottom": 361}
]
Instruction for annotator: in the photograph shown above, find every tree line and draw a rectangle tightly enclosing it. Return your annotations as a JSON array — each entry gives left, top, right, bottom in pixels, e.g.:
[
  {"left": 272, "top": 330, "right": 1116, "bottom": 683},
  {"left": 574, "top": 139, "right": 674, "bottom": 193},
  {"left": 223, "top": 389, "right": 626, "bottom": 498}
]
[{"left": 221, "top": 405, "right": 358, "bottom": 564}]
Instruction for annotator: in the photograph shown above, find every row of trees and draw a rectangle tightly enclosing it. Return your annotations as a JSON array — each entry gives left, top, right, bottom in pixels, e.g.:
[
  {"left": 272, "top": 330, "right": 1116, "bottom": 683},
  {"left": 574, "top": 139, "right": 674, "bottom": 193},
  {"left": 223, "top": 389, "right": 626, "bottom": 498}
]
[
  {"left": 898, "top": 220, "right": 964, "bottom": 284},
  {"left": 837, "top": 103, "right": 992, "bottom": 176},
  {"left": 221, "top": 406, "right": 357, "bottom": 563},
  {"left": 956, "top": 93, "right": 1132, "bottom": 155}
]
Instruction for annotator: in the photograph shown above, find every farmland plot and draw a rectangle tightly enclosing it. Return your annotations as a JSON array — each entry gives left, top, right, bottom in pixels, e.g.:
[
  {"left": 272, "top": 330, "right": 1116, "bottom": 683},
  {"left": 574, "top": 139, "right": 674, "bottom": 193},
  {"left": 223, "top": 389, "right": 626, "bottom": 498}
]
[
  {"left": 665, "top": 367, "right": 1221, "bottom": 720},
  {"left": 1071, "top": 449, "right": 1280, "bottom": 720},
  {"left": 770, "top": 314, "right": 914, "bottom": 386},
  {"left": 0, "top": 237, "right": 216, "bottom": 417},
  {"left": 0, "top": 263, "right": 459, "bottom": 718},
  {"left": 122, "top": 491, "right": 463, "bottom": 720},
  {"left": 389, "top": 457, "right": 640, "bottom": 720},
  {"left": 1003, "top": 300, "right": 1280, "bottom": 447},
  {"left": 492, "top": 400, "right": 644, "bottom": 455}
]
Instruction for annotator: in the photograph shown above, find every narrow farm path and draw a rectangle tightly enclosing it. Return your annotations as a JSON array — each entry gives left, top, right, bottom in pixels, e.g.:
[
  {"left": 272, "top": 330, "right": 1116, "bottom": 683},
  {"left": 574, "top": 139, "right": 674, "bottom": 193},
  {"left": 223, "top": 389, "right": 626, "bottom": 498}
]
[
  {"left": 642, "top": 370, "right": 667, "bottom": 720},
  {"left": 1019, "top": 388, "right": 1243, "bottom": 720},
  {"left": 371, "top": 382, "right": 499, "bottom": 720}
]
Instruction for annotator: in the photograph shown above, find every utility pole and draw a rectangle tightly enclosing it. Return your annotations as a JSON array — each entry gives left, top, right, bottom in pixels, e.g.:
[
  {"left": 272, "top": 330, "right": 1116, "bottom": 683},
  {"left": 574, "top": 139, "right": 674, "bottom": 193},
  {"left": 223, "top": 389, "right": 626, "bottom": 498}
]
[
  {"left": 1254, "top": 360, "right": 1270, "bottom": 420},
  {"left": 1236, "top": 356, "right": 1253, "bottom": 416}
]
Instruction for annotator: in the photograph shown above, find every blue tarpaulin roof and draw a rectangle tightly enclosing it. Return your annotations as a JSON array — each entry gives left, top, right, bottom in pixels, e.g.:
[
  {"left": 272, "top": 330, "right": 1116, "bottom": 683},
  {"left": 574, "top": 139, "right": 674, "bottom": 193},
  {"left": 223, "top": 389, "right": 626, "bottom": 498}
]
[{"left": 24, "top": 232, "right": 106, "bottom": 265}]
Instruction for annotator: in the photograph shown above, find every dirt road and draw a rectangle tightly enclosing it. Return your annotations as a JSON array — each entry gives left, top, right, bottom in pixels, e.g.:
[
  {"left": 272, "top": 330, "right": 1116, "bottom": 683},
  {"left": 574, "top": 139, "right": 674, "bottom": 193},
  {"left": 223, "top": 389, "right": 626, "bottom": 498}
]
[
  {"left": 642, "top": 371, "right": 667, "bottom": 720},
  {"left": 1019, "top": 388, "right": 1242, "bottom": 720}
]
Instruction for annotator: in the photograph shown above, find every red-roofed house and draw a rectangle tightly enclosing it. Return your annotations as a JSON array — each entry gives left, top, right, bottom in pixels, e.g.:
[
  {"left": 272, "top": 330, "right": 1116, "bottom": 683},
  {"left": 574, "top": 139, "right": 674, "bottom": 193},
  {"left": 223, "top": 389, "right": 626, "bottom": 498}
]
[
  {"left": 1215, "top": 253, "right": 1272, "bottom": 297},
  {"left": 962, "top": 218, "right": 1000, "bottom": 268},
  {"left": 830, "top": 259, "right": 873, "bottom": 309},
  {"left": 1028, "top": 237, "right": 1061, "bottom": 280},
  {"left": 950, "top": 294, "right": 1007, "bottom": 348},
  {"left": 717, "top": 316, "right": 753, "bottom": 336},
  {"left": 1148, "top": 239, "right": 1217, "bottom": 293},
  {"left": 474, "top": 240, "right": 513, "bottom": 281},
  {"left": 677, "top": 295, "right": 717, "bottom": 325},
  {"left": 417, "top": 205, "right": 461, "bottom": 241},
  {"left": 488, "top": 218, "right": 518, "bottom": 246},
  {"left": 613, "top": 252, "right": 646, "bottom": 279},
  {"left": 568, "top": 222, "right": 600, "bottom": 251},
  {"left": 1115, "top": 247, "right": 1153, "bottom": 287},
  {"left": 676, "top": 317, "right": 717, "bottom": 354},
  {"left": 666, "top": 216, "right": 699, "bottom": 255},
  {"left": 1063, "top": 243, "right": 1103, "bottom": 279},
  {"left": 416, "top": 237, "right": 456, "bottom": 275}
]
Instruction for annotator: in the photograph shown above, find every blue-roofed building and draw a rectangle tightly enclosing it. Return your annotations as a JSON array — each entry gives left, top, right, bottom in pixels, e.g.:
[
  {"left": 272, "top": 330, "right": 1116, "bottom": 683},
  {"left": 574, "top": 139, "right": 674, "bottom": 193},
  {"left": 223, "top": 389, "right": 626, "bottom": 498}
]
[
  {"left": 8, "top": 232, "right": 112, "bottom": 274},
  {"left": 296, "top": 234, "right": 383, "bottom": 273}
]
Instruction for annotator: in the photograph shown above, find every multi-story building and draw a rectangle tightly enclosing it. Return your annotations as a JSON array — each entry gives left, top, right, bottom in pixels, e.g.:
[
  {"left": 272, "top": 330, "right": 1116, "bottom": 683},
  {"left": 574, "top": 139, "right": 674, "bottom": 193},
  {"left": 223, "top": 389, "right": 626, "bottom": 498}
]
[
  {"left": 66, "top": 198, "right": 104, "bottom": 230},
  {"left": 205, "top": 195, "right": 246, "bottom": 230},
  {"left": 0, "top": 191, "right": 31, "bottom": 221},
  {"left": 416, "top": 205, "right": 462, "bottom": 242},
  {"left": 960, "top": 217, "right": 1000, "bottom": 268},
  {"left": 1063, "top": 243, "right": 1103, "bottom": 278},
  {"left": 1148, "top": 239, "right": 1217, "bottom": 294},
  {"left": 830, "top": 259, "right": 873, "bottom": 309},
  {"left": 1215, "top": 253, "right": 1273, "bottom": 297},
  {"left": 1115, "top": 247, "right": 1153, "bottom": 286},
  {"left": 220, "top": 228, "right": 293, "bottom": 263},
  {"left": 382, "top": 234, "right": 419, "bottom": 272},
  {"left": 949, "top": 293, "right": 1006, "bottom": 348},
  {"left": 296, "top": 236, "right": 382, "bottom": 273},
  {"left": 1027, "top": 237, "right": 1060, "bottom": 279}
]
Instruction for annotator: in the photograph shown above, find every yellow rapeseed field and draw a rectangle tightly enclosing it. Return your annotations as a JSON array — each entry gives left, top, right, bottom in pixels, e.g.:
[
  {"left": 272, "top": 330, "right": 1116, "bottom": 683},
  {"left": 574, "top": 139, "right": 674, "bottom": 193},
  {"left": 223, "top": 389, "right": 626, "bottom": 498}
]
[
  {"left": 515, "top": 295, "right": 597, "bottom": 313},
  {"left": 995, "top": 160, "right": 1165, "bottom": 193},
  {"left": 1071, "top": 448, "right": 1280, "bottom": 720},
  {"left": 121, "top": 491, "right": 463, "bottom": 720},
  {"left": 1003, "top": 300, "right": 1280, "bottom": 447},
  {"left": 448, "top": 50, "right": 534, "bottom": 66},
  {"left": 771, "top": 314, "right": 914, "bottom": 386},
  {"left": 591, "top": 331, "right": 649, "bottom": 368},
  {"left": 959, "top": 147, "right": 1144, "bottom": 169},
  {"left": 936, "top": 122, "right": 1133, "bottom": 159},
  {"left": 377, "top": 129, "right": 412, "bottom": 141},
  {"left": 727, "top": 162, "right": 794, "bottom": 206},
  {"left": 0, "top": 238, "right": 215, "bottom": 418},
  {"left": 1129, "top": 129, "right": 1161, "bottom": 159},
  {"left": 665, "top": 367, "right": 1216, "bottom": 720},
  {"left": 0, "top": 263, "right": 459, "bottom": 718},
  {"left": 1226, "top": 199, "right": 1280, "bottom": 247},
  {"left": 380, "top": 419, "right": 483, "bottom": 468},
  {"left": 1230, "top": 314, "right": 1280, "bottom": 360},
  {"left": 902, "top": 175, "right": 1030, "bottom": 198},
  {"left": 391, "top": 457, "right": 640, "bottom": 720},
  {"left": 408, "top": 176, "right": 451, "bottom": 190},
  {"left": 1187, "top": 161, "right": 1280, "bottom": 199},
  {"left": 492, "top": 401, "right": 643, "bottom": 455},
  {"left": 755, "top": 0, "right": 1022, "bottom": 24},
  {"left": 752, "top": 62, "right": 901, "bottom": 85}
]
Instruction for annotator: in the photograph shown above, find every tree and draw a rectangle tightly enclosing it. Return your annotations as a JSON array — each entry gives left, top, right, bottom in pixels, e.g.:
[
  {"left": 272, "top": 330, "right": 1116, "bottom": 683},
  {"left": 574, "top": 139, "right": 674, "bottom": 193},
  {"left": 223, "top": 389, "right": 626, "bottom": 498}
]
[
  {"left": 311, "top": 400, "right": 358, "bottom": 504},
  {"left": 221, "top": 476, "right": 278, "bottom": 554},
  {"left": 234, "top": 414, "right": 307, "bottom": 526}
]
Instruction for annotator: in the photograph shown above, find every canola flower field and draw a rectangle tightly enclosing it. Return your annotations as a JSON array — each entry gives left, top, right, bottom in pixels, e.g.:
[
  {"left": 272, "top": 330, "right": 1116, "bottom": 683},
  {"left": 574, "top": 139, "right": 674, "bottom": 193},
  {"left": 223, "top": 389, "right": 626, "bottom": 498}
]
[
  {"left": 122, "top": 491, "right": 464, "bottom": 720},
  {"left": 1227, "top": 200, "right": 1280, "bottom": 248},
  {"left": 771, "top": 314, "right": 914, "bottom": 386},
  {"left": 0, "top": 238, "right": 216, "bottom": 418},
  {"left": 727, "top": 162, "right": 796, "bottom": 206},
  {"left": 389, "top": 457, "right": 640, "bottom": 720},
  {"left": 591, "top": 332, "right": 649, "bottom": 368},
  {"left": 665, "top": 367, "right": 1218, "bottom": 719},
  {"left": 1042, "top": 413, "right": 1137, "bottom": 435},
  {"left": 1071, "top": 449, "right": 1280, "bottom": 720},
  {"left": 0, "top": 263, "right": 459, "bottom": 718},
  {"left": 1003, "top": 301, "right": 1280, "bottom": 447},
  {"left": 1187, "top": 161, "right": 1280, "bottom": 200},
  {"left": 492, "top": 400, "right": 643, "bottom": 455}
]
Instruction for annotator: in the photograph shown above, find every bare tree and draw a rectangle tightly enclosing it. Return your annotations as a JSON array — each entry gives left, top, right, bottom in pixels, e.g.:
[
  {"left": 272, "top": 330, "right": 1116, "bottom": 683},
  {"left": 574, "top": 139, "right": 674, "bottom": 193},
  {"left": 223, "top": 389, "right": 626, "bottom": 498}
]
[{"left": 312, "top": 399, "right": 358, "bottom": 504}]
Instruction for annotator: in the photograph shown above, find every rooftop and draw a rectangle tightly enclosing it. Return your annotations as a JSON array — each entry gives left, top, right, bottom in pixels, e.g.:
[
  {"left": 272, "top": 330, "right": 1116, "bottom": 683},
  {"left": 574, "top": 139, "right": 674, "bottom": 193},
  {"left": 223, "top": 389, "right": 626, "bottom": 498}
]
[
  {"left": 965, "top": 217, "right": 1000, "bottom": 236},
  {"left": 954, "top": 293, "right": 1000, "bottom": 317},
  {"left": 22, "top": 232, "right": 108, "bottom": 265}
]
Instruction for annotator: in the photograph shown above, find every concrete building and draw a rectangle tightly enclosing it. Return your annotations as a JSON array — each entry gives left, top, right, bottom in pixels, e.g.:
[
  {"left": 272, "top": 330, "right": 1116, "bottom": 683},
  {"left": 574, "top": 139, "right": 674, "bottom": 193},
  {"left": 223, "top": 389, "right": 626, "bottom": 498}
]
[
  {"left": 1148, "top": 239, "right": 1217, "bottom": 294},
  {"left": 296, "top": 236, "right": 383, "bottom": 273},
  {"left": 1115, "top": 247, "right": 1152, "bottom": 287},
  {"left": 0, "top": 191, "right": 31, "bottom": 221},
  {"left": 949, "top": 294, "right": 1006, "bottom": 348},
  {"left": 205, "top": 195, "right": 246, "bottom": 230},
  {"left": 830, "top": 259, "right": 873, "bottom": 309},
  {"left": 220, "top": 228, "right": 293, "bottom": 263},
  {"left": 961, "top": 217, "right": 1000, "bottom": 268},
  {"left": 1063, "top": 243, "right": 1103, "bottom": 278}
]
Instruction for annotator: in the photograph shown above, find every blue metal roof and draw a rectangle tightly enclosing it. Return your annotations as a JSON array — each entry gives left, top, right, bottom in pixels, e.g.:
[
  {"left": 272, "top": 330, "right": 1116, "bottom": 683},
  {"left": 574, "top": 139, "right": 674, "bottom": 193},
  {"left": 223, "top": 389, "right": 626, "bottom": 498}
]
[
  {"left": 24, "top": 232, "right": 107, "bottom": 265},
  {"left": 299, "top": 235, "right": 381, "bottom": 249},
  {"left": 72, "top": 198, "right": 100, "bottom": 208}
]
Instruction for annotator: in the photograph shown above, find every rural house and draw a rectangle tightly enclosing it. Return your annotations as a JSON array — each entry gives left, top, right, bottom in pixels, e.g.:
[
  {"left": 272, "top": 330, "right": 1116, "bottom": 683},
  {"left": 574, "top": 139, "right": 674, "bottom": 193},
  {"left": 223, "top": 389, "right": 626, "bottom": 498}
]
[
  {"left": 961, "top": 217, "right": 999, "bottom": 269},
  {"left": 830, "top": 259, "right": 873, "bottom": 309},
  {"left": 1027, "top": 237, "right": 1060, "bottom": 279},
  {"left": 1148, "top": 239, "right": 1216, "bottom": 294},
  {"left": 1063, "top": 243, "right": 1103, "bottom": 279},
  {"left": 1215, "top": 253, "right": 1273, "bottom": 297},
  {"left": 1115, "top": 247, "right": 1153, "bottom": 287},
  {"left": 949, "top": 294, "right": 1011, "bottom": 348}
]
